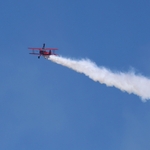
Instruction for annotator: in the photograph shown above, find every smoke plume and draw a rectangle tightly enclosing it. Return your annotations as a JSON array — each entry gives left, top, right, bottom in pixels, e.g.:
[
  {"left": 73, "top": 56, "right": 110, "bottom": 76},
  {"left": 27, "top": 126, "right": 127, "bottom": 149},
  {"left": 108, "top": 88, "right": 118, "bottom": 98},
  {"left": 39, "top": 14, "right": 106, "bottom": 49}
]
[{"left": 48, "top": 55, "right": 150, "bottom": 102}]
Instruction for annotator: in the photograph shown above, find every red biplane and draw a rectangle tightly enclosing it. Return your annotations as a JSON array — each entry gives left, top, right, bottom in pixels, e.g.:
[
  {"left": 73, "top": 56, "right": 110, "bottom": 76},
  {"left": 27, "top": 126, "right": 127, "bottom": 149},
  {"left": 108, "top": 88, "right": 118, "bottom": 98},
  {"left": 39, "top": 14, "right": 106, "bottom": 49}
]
[{"left": 28, "top": 43, "right": 58, "bottom": 59}]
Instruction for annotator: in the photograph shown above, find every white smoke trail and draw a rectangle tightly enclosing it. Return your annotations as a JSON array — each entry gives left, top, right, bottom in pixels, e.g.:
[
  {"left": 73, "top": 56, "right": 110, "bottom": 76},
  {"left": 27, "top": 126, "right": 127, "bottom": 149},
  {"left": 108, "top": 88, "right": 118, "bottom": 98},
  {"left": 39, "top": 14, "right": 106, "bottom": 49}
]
[{"left": 48, "top": 55, "right": 150, "bottom": 102}]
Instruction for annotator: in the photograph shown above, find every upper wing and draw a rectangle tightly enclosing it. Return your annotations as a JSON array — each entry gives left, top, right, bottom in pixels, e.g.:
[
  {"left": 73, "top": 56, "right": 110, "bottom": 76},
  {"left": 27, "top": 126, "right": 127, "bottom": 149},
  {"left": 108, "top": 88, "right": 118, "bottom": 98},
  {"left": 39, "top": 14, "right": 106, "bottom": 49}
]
[
  {"left": 28, "top": 48, "right": 58, "bottom": 50},
  {"left": 44, "top": 48, "right": 58, "bottom": 50}
]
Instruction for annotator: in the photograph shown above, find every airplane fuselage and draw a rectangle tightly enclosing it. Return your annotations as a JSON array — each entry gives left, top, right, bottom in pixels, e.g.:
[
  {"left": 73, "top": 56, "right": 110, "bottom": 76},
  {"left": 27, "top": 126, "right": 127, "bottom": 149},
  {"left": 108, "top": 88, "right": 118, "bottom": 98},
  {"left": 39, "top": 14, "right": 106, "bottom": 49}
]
[{"left": 40, "top": 50, "right": 51, "bottom": 55}]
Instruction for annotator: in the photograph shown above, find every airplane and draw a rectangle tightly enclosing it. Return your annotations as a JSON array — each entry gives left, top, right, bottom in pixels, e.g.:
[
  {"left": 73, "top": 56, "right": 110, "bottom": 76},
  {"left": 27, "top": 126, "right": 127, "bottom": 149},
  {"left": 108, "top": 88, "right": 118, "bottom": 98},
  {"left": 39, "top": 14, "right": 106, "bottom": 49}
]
[{"left": 28, "top": 43, "right": 58, "bottom": 59}]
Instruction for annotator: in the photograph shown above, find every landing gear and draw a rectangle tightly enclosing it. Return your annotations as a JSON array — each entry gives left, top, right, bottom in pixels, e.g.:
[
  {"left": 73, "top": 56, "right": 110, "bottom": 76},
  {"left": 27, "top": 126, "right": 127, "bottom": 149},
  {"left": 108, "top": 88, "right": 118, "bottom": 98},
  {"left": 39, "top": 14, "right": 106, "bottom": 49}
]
[{"left": 38, "top": 56, "right": 40, "bottom": 59}]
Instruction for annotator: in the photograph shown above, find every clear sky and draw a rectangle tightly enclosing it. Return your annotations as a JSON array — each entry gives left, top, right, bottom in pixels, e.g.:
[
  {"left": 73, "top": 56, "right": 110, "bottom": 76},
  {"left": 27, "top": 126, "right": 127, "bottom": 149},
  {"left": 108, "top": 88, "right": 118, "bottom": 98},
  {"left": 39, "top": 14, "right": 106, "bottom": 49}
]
[{"left": 1, "top": 0, "right": 150, "bottom": 149}]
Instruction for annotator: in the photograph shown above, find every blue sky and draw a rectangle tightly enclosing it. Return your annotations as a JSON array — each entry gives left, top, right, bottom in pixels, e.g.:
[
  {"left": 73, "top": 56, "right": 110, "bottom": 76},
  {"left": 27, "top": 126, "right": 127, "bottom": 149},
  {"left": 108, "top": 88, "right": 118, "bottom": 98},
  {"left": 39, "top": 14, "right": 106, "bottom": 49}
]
[{"left": 1, "top": 0, "right": 150, "bottom": 149}]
